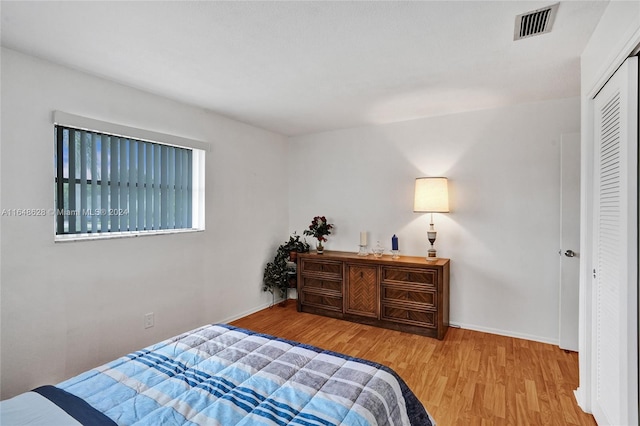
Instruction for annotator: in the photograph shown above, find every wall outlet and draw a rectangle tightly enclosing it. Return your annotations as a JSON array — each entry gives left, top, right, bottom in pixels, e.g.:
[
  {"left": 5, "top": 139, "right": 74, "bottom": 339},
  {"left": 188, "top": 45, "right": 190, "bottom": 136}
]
[{"left": 144, "top": 312, "right": 154, "bottom": 329}]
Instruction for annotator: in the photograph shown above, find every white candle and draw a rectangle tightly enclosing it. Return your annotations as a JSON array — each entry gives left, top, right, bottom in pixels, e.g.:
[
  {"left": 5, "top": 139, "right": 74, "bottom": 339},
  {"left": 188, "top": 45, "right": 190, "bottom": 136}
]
[{"left": 360, "top": 231, "right": 367, "bottom": 246}]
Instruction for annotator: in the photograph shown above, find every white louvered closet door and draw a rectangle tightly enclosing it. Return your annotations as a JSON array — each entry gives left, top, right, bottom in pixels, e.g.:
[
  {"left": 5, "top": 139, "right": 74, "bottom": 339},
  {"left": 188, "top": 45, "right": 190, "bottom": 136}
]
[{"left": 591, "top": 56, "right": 638, "bottom": 426}]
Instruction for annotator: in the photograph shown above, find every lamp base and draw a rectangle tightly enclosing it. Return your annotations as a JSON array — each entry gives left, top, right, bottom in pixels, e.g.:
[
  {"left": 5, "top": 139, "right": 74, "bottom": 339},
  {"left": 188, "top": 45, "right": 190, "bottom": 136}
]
[
  {"left": 427, "top": 248, "right": 437, "bottom": 259},
  {"left": 426, "top": 221, "right": 437, "bottom": 260}
]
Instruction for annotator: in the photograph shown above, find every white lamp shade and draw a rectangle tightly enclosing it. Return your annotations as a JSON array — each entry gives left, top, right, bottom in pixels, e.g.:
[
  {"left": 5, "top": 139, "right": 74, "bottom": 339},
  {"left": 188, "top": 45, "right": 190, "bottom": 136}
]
[{"left": 413, "top": 177, "right": 450, "bottom": 213}]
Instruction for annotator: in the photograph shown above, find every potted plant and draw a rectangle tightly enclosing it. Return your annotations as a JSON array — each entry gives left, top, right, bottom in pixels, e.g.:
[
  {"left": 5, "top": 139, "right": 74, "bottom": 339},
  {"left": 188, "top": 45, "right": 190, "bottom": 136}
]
[
  {"left": 303, "top": 216, "right": 334, "bottom": 254},
  {"left": 263, "top": 234, "right": 309, "bottom": 304},
  {"left": 262, "top": 246, "right": 293, "bottom": 301},
  {"left": 282, "top": 233, "right": 310, "bottom": 262}
]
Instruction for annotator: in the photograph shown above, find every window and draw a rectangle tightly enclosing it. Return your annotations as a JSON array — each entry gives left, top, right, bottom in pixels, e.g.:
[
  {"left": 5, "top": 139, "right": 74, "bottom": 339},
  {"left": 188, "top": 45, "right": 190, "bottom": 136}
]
[{"left": 53, "top": 112, "right": 205, "bottom": 240}]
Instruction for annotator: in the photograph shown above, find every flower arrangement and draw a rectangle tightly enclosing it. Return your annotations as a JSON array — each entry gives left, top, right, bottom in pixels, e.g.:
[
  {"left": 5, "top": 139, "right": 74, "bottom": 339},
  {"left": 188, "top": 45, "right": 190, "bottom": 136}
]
[{"left": 303, "top": 216, "right": 334, "bottom": 253}]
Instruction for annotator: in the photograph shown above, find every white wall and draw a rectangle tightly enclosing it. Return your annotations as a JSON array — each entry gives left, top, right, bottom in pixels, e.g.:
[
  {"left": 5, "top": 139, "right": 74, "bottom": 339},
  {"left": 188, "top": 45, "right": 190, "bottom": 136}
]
[
  {"left": 289, "top": 97, "right": 580, "bottom": 343},
  {"left": 0, "top": 48, "right": 289, "bottom": 399}
]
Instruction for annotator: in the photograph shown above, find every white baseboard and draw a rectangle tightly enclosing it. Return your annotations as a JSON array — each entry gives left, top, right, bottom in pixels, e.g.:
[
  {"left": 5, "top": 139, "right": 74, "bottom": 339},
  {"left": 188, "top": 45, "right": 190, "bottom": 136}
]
[
  {"left": 218, "top": 300, "right": 281, "bottom": 324},
  {"left": 451, "top": 321, "right": 559, "bottom": 346},
  {"left": 217, "top": 292, "right": 299, "bottom": 325}
]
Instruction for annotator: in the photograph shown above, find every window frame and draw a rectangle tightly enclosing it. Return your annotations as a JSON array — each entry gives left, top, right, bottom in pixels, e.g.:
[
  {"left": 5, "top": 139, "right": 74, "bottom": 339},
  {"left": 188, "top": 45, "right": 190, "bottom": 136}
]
[{"left": 52, "top": 111, "right": 207, "bottom": 242}]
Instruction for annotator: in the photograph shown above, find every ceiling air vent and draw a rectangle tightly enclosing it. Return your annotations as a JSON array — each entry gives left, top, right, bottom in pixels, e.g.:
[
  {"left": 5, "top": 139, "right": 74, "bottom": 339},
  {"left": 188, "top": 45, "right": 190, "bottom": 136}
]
[{"left": 514, "top": 3, "right": 559, "bottom": 40}]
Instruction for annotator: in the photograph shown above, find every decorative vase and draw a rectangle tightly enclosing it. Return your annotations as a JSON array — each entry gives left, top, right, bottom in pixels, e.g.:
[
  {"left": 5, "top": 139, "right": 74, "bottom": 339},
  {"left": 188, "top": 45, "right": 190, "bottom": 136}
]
[{"left": 316, "top": 240, "right": 324, "bottom": 254}]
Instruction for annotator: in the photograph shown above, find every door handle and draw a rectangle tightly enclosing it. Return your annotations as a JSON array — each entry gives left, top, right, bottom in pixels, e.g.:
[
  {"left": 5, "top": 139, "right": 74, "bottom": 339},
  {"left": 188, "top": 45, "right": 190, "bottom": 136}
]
[{"left": 564, "top": 249, "right": 576, "bottom": 258}]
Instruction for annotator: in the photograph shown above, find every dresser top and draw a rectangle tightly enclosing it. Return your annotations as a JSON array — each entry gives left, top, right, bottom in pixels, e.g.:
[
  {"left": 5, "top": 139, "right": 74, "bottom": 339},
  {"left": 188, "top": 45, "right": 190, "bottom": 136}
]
[{"left": 298, "top": 250, "right": 449, "bottom": 268}]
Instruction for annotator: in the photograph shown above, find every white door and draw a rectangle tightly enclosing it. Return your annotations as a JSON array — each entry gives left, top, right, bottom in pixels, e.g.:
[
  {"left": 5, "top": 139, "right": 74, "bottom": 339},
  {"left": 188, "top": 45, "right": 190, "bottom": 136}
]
[
  {"left": 591, "top": 56, "right": 638, "bottom": 426},
  {"left": 559, "top": 132, "right": 580, "bottom": 351}
]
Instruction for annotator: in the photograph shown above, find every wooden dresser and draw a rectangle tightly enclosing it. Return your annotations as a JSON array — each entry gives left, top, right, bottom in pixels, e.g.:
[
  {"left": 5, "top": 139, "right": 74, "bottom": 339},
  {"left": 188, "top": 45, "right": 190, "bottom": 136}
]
[{"left": 297, "top": 251, "right": 450, "bottom": 339}]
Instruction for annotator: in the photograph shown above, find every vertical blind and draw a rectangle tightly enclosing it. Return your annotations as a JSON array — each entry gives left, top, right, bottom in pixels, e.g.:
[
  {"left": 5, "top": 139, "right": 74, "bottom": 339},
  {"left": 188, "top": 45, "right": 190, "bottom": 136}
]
[{"left": 55, "top": 125, "right": 193, "bottom": 235}]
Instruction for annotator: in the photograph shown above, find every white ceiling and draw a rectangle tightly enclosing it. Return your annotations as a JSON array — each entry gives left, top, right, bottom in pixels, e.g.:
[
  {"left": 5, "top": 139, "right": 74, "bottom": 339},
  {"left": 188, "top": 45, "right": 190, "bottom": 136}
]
[{"left": 1, "top": 1, "right": 608, "bottom": 136}]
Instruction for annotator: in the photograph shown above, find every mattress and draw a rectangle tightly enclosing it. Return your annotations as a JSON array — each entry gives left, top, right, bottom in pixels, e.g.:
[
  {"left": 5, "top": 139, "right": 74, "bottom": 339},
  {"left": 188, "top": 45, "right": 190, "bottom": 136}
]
[{"left": 0, "top": 324, "right": 434, "bottom": 425}]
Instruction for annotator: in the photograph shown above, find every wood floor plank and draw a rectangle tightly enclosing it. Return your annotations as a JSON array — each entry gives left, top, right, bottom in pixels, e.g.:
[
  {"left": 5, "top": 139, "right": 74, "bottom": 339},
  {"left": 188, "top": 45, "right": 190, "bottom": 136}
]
[{"left": 230, "top": 303, "right": 596, "bottom": 426}]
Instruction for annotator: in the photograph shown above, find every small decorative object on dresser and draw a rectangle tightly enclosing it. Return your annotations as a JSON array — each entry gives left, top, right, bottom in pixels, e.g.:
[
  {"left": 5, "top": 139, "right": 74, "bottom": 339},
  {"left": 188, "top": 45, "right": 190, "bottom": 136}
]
[
  {"left": 358, "top": 231, "right": 369, "bottom": 256},
  {"left": 372, "top": 241, "right": 384, "bottom": 257},
  {"left": 297, "top": 250, "right": 450, "bottom": 340},
  {"left": 391, "top": 234, "right": 400, "bottom": 259},
  {"left": 303, "top": 215, "right": 334, "bottom": 254}
]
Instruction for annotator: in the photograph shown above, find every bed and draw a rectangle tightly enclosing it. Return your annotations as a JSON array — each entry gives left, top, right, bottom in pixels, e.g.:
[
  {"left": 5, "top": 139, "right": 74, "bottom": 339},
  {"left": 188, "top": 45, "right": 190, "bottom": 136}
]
[{"left": 0, "top": 323, "right": 434, "bottom": 425}]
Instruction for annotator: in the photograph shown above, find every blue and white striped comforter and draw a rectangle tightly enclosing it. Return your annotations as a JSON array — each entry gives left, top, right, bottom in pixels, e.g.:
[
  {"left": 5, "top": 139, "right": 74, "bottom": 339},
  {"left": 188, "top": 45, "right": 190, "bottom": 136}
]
[{"left": 58, "top": 324, "right": 434, "bottom": 425}]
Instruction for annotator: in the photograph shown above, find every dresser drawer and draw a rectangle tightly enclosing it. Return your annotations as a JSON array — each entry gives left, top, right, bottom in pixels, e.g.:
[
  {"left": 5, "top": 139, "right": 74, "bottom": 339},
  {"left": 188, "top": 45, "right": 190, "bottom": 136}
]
[
  {"left": 300, "top": 258, "right": 343, "bottom": 279},
  {"left": 301, "top": 277, "right": 342, "bottom": 293},
  {"left": 381, "top": 284, "right": 436, "bottom": 309},
  {"left": 381, "top": 303, "right": 437, "bottom": 328},
  {"left": 300, "top": 290, "right": 342, "bottom": 312},
  {"left": 381, "top": 267, "right": 437, "bottom": 287}
]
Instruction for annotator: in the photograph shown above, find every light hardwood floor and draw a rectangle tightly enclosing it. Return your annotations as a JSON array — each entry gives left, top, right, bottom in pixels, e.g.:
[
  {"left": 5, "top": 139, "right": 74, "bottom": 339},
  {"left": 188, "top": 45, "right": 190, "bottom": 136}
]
[{"left": 231, "top": 302, "right": 596, "bottom": 426}]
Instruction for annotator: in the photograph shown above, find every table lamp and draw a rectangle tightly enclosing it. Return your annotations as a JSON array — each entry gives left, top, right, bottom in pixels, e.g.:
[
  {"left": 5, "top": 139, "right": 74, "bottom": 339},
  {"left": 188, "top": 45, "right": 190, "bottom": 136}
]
[{"left": 413, "top": 177, "right": 449, "bottom": 259}]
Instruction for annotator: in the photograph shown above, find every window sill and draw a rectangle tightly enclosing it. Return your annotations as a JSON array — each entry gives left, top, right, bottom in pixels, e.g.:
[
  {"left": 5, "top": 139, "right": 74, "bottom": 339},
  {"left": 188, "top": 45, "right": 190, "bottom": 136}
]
[{"left": 54, "top": 228, "right": 204, "bottom": 243}]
